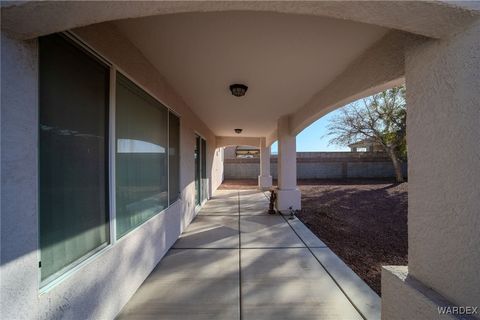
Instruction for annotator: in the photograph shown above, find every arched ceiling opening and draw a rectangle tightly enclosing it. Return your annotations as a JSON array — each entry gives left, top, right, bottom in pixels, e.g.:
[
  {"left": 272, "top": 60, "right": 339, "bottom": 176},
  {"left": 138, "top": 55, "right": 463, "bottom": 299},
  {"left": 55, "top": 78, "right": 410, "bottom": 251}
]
[
  {"left": 2, "top": 1, "right": 478, "bottom": 40},
  {"left": 2, "top": 2, "right": 478, "bottom": 142}
]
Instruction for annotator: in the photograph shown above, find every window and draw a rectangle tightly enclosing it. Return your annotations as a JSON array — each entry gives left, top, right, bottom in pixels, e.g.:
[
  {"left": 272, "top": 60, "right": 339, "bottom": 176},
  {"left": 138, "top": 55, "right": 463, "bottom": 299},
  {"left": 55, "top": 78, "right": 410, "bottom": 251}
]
[
  {"left": 115, "top": 73, "right": 168, "bottom": 239},
  {"left": 39, "top": 34, "right": 110, "bottom": 283},
  {"left": 38, "top": 33, "right": 183, "bottom": 284},
  {"left": 169, "top": 112, "right": 180, "bottom": 205}
]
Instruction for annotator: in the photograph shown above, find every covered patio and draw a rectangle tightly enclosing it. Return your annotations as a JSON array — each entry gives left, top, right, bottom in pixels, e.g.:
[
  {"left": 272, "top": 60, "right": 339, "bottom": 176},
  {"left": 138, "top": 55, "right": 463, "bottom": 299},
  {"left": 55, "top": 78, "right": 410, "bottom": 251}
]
[
  {"left": 118, "top": 189, "right": 379, "bottom": 320},
  {"left": 1, "top": 2, "right": 479, "bottom": 320}
]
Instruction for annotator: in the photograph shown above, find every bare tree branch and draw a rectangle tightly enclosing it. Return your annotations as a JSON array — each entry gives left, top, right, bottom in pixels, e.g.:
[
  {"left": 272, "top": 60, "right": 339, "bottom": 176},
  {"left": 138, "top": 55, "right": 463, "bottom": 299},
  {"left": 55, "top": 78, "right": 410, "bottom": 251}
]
[{"left": 327, "top": 86, "right": 407, "bottom": 182}]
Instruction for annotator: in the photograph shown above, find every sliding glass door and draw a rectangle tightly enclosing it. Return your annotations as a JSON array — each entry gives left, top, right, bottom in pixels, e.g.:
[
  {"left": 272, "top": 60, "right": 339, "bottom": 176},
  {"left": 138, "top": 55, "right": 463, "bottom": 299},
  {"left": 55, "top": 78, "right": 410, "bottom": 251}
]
[
  {"left": 195, "top": 136, "right": 201, "bottom": 206},
  {"left": 194, "top": 135, "right": 207, "bottom": 206},
  {"left": 201, "top": 138, "right": 208, "bottom": 203}
]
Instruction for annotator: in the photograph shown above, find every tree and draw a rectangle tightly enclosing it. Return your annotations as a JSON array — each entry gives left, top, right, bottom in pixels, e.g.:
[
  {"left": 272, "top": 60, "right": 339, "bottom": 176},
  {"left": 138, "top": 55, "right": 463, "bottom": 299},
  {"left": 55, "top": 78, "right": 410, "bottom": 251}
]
[{"left": 327, "top": 86, "right": 407, "bottom": 182}]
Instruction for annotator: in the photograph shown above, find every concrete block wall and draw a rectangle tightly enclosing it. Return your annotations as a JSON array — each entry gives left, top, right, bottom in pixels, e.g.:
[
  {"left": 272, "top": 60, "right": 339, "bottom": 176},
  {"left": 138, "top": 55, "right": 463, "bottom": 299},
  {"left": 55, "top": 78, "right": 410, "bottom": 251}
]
[
  {"left": 224, "top": 152, "right": 407, "bottom": 180},
  {"left": 297, "top": 162, "right": 344, "bottom": 179}
]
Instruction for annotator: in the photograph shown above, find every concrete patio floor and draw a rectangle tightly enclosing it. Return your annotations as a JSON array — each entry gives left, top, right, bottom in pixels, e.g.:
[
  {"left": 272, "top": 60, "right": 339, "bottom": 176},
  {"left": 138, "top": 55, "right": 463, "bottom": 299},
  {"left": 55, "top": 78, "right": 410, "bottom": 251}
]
[{"left": 117, "top": 190, "right": 380, "bottom": 320}]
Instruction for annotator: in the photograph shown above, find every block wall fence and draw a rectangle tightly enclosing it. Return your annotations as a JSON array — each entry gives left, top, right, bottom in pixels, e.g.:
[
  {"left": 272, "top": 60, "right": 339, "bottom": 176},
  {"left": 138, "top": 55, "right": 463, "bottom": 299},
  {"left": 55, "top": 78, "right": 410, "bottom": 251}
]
[{"left": 224, "top": 152, "right": 407, "bottom": 180}]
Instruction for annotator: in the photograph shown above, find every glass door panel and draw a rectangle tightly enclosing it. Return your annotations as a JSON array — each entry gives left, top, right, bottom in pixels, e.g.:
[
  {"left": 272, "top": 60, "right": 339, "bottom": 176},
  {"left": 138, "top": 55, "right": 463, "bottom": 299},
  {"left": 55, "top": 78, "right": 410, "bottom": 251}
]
[{"left": 195, "top": 135, "right": 201, "bottom": 206}]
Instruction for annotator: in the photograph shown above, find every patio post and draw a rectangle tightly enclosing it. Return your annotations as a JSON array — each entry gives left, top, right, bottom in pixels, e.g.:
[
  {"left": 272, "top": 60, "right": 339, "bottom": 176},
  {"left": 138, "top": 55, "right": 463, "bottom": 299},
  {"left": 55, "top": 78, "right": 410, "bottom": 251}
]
[
  {"left": 382, "top": 20, "right": 480, "bottom": 319},
  {"left": 276, "top": 115, "right": 301, "bottom": 212},
  {"left": 258, "top": 138, "right": 273, "bottom": 190}
]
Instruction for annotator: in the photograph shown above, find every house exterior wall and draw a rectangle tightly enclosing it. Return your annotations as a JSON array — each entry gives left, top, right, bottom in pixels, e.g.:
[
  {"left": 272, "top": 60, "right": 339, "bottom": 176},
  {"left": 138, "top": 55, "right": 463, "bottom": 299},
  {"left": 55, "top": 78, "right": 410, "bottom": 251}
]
[
  {"left": 0, "top": 23, "right": 223, "bottom": 320},
  {"left": 1, "top": 32, "right": 41, "bottom": 320},
  {"left": 224, "top": 152, "right": 407, "bottom": 180},
  {"left": 381, "top": 266, "right": 459, "bottom": 320},
  {"left": 382, "top": 19, "right": 480, "bottom": 320},
  {"left": 404, "top": 19, "right": 480, "bottom": 308}
]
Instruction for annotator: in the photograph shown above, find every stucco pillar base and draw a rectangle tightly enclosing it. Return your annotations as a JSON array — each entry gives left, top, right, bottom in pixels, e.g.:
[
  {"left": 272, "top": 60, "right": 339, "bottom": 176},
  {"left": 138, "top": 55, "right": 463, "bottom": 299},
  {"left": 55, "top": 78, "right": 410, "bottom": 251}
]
[
  {"left": 258, "top": 175, "right": 273, "bottom": 190},
  {"left": 276, "top": 188, "right": 301, "bottom": 212},
  {"left": 382, "top": 266, "right": 465, "bottom": 320}
]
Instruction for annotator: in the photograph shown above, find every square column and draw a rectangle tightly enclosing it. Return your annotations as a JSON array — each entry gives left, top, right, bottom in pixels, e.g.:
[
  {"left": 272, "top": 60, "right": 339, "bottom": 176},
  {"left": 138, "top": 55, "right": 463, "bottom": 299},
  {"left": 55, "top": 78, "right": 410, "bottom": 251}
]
[
  {"left": 382, "top": 20, "right": 480, "bottom": 319},
  {"left": 276, "top": 116, "right": 301, "bottom": 212},
  {"left": 258, "top": 138, "right": 272, "bottom": 190}
]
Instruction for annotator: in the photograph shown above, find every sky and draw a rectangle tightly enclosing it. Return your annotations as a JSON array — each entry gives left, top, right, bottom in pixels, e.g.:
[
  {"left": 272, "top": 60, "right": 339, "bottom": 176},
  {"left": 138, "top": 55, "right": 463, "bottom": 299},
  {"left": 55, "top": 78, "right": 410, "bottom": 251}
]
[{"left": 270, "top": 108, "right": 349, "bottom": 154}]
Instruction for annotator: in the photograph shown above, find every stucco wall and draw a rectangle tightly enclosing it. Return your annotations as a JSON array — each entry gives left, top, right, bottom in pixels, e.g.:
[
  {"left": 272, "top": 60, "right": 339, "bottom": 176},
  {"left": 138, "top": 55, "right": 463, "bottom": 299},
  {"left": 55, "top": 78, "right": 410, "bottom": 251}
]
[
  {"left": 1, "top": 32, "right": 41, "bottom": 320},
  {"left": 405, "top": 19, "right": 480, "bottom": 308},
  {"left": 224, "top": 152, "right": 407, "bottom": 180},
  {"left": 0, "top": 24, "right": 223, "bottom": 320},
  {"left": 382, "top": 267, "right": 459, "bottom": 320},
  {"left": 210, "top": 147, "right": 224, "bottom": 194}
]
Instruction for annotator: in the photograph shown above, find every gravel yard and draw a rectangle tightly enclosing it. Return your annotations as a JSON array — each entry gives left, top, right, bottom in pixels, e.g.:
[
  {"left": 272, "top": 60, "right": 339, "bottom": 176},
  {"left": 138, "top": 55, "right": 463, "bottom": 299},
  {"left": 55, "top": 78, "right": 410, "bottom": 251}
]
[{"left": 219, "top": 179, "right": 408, "bottom": 295}]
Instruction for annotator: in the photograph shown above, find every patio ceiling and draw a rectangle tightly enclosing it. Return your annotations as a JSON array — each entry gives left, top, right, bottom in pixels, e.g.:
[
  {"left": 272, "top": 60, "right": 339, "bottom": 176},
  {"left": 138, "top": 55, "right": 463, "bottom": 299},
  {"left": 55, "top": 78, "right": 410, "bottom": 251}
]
[
  {"left": 113, "top": 12, "right": 388, "bottom": 137},
  {"left": 3, "top": 2, "right": 478, "bottom": 140}
]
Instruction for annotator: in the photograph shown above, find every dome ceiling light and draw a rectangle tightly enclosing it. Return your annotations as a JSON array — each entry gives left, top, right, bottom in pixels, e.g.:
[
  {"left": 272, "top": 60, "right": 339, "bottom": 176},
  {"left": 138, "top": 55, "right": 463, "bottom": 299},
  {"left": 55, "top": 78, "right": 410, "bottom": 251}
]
[
  {"left": 229, "top": 84, "right": 248, "bottom": 97},
  {"left": 234, "top": 128, "right": 243, "bottom": 134}
]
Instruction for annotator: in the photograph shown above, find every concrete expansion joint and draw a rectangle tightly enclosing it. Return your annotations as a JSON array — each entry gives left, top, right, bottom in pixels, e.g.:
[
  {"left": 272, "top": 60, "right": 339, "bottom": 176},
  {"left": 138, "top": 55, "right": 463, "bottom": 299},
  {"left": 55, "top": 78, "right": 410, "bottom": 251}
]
[{"left": 277, "top": 208, "right": 370, "bottom": 320}]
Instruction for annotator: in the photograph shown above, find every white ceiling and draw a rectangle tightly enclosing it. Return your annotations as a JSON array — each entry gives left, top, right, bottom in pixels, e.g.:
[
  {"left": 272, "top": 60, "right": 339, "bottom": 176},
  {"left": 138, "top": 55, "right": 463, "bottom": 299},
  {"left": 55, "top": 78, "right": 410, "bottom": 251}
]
[{"left": 114, "top": 11, "right": 388, "bottom": 137}]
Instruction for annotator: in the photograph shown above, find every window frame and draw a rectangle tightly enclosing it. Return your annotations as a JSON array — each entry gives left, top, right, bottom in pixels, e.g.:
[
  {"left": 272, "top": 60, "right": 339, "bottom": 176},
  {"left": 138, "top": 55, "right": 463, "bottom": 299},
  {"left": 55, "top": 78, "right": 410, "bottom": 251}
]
[
  {"left": 111, "top": 70, "right": 182, "bottom": 243},
  {"left": 168, "top": 111, "right": 181, "bottom": 206},
  {"left": 38, "top": 31, "right": 183, "bottom": 292},
  {"left": 38, "top": 33, "right": 112, "bottom": 289},
  {"left": 114, "top": 71, "right": 170, "bottom": 240}
]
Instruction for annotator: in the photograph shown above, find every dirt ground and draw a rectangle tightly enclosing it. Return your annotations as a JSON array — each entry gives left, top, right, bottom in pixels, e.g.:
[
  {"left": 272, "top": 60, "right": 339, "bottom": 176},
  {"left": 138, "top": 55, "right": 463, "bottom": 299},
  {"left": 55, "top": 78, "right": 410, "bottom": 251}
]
[{"left": 219, "top": 179, "right": 408, "bottom": 295}]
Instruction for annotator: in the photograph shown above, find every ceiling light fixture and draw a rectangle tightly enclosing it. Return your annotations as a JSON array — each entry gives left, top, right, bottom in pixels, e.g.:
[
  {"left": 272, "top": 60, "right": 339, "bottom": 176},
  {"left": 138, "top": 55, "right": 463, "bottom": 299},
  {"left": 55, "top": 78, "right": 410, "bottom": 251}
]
[
  {"left": 229, "top": 84, "right": 248, "bottom": 97},
  {"left": 234, "top": 128, "right": 243, "bottom": 134}
]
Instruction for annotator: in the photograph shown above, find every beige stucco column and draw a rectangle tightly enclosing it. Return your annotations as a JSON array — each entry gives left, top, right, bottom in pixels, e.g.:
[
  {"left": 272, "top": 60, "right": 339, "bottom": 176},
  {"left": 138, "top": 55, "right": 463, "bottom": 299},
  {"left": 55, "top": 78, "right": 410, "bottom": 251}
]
[
  {"left": 276, "top": 116, "right": 301, "bottom": 211},
  {"left": 258, "top": 138, "right": 273, "bottom": 190},
  {"left": 382, "top": 20, "right": 480, "bottom": 319}
]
